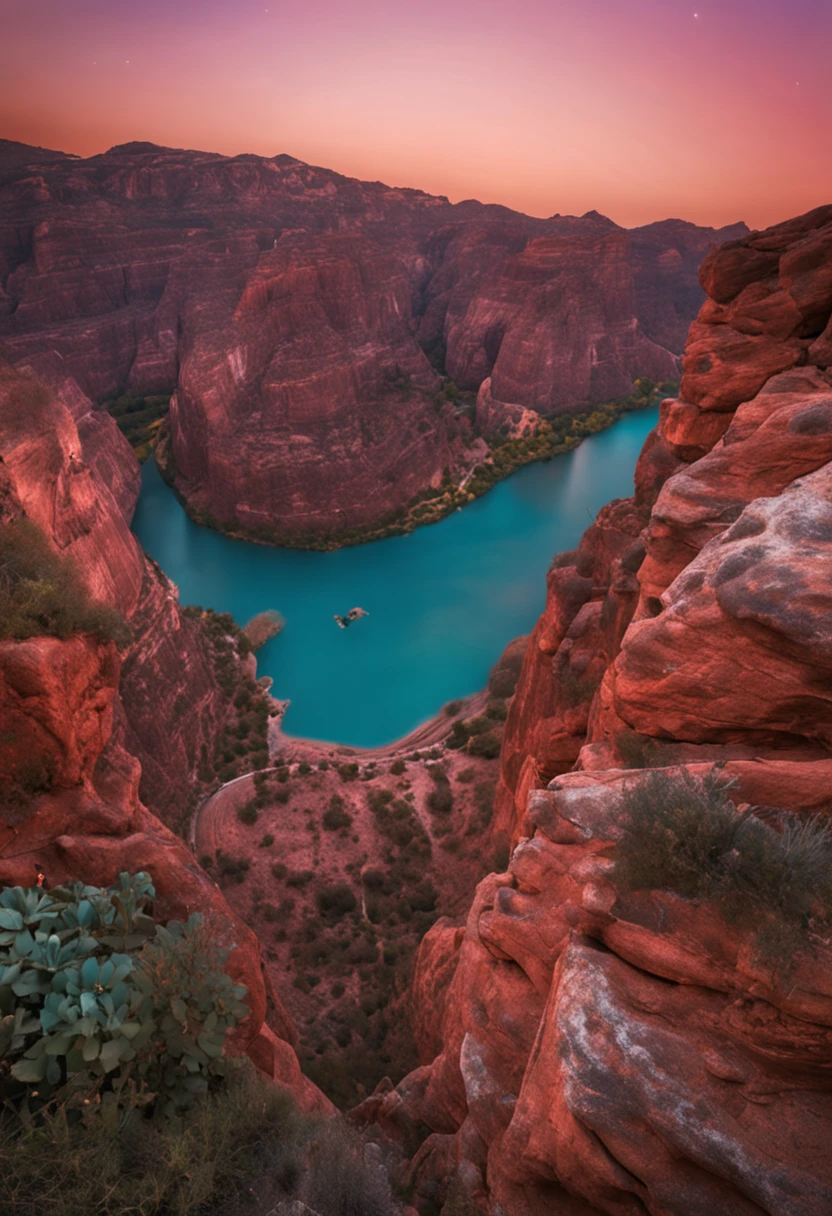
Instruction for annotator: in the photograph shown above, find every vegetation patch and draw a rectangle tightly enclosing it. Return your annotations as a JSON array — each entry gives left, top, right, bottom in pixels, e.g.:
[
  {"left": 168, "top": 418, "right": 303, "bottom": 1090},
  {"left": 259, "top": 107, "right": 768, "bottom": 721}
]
[
  {"left": 102, "top": 393, "right": 170, "bottom": 462},
  {"left": 0, "top": 517, "right": 130, "bottom": 647},
  {"left": 615, "top": 769, "right": 832, "bottom": 970},
  {"left": 0, "top": 872, "right": 247, "bottom": 1120},
  {"left": 182, "top": 606, "right": 273, "bottom": 786},
  {"left": 0, "top": 1054, "right": 392, "bottom": 1216},
  {"left": 322, "top": 794, "right": 353, "bottom": 831}
]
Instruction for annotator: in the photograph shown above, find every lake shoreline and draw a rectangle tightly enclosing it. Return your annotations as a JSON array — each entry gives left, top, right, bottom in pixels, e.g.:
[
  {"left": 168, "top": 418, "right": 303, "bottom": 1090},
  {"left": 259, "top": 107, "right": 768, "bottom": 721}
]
[
  {"left": 132, "top": 403, "right": 660, "bottom": 747},
  {"left": 269, "top": 687, "right": 491, "bottom": 761},
  {"left": 150, "top": 384, "right": 672, "bottom": 553}
]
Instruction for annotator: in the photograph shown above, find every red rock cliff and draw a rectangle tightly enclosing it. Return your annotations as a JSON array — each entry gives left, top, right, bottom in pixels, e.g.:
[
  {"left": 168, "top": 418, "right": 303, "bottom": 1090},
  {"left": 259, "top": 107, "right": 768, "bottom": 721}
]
[
  {"left": 0, "top": 630, "right": 328, "bottom": 1113},
  {"left": 367, "top": 206, "right": 832, "bottom": 1214},
  {"left": 0, "top": 140, "right": 744, "bottom": 539},
  {"left": 0, "top": 357, "right": 240, "bottom": 824}
]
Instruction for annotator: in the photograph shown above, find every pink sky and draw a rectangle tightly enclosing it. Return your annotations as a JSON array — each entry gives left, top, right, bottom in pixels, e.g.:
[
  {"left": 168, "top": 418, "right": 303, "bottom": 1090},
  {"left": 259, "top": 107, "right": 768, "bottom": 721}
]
[{"left": 2, "top": 0, "right": 830, "bottom": 228}]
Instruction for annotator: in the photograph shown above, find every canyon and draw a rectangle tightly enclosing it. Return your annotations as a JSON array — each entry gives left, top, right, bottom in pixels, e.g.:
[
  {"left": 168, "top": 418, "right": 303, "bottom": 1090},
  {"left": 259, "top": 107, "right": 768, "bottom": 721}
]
[
  {"left": 2, "top": 131, "right": 832, "bottom": 1213},
  {"left": 358, "top": 204, "right": 832, "bottom": 1214},
  {"left": 0, "top": 138, "right": 743, "bottom": 542}
]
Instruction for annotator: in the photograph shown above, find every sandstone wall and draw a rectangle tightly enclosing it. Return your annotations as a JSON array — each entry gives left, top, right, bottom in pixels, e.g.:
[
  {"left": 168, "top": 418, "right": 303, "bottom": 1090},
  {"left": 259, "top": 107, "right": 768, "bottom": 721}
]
[
  {"left": 0, "top": 140, "right": 744, "bottom": 540},
  {"left": 377, "top": 205, "right": 832, "bottom": 1214}
]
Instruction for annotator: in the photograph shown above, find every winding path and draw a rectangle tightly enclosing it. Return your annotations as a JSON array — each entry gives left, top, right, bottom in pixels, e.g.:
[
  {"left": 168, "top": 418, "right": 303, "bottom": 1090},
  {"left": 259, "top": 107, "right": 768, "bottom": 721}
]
[{"left": 188, "top": 688, "right": 490, "bottom": 860}]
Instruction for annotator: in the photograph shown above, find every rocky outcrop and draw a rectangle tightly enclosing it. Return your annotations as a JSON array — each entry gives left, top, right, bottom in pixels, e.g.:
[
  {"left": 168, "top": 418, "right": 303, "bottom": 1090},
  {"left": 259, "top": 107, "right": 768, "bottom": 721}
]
[
  {"left": 373, "top": 768, "right": 832, "bottom": 1216},
  {"left": 0, "top": 358, "right": 236, "bottom": 823},
  {"left": 495, "top": 203, "right": 832, "bottom": 836},
  {"left": 374, "top": 204, "right": 832, "bottom": 1213},
  {"left": 0, "top": 140, "right": 744, "bottom": 539},
  {"left": 163, "top": 234, "right": 471, "bottom": 539},
  {"left": 442, "top": 227, "right": 679, "bottom": 414},
  {"left": 0, "top": 632, "right": 328, "bottom": 1112}
]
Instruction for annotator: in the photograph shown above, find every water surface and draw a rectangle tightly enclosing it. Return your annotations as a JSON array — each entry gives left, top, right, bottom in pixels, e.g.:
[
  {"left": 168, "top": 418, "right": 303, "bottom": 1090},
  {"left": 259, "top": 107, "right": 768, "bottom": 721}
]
[{"left": 132, "top": 409, "right": 657, "bottom": 746}]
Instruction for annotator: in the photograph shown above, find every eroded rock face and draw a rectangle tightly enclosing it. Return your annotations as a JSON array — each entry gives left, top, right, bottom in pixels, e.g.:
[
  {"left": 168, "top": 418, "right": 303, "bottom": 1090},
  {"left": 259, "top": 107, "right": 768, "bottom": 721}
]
[
  {"left": 613, "top": 466, "right": 832, "bottom": 747},
  {"left": 164, "top": 235, "right": 468, "bottom": 538},
  {"left": 0, "top": 633, "right": 327, "bottom": 1111},
  {"left": 380, "top": 771, "right": 832, "bottom": 1215},
  {"left": 382, "top": 205, "right": 832, "bottom": 1212},
  {"left": 495, "top": 203, "right": 832, "bottom": 837},
  {"left": 442, "top": 227, "right": 679, "bottom": 413},
  {"left": 1, "top": 140, "right": 742, "bottom": 539},
  {"left": 0, "top": 359, "right": 237, "bottom": 823}
]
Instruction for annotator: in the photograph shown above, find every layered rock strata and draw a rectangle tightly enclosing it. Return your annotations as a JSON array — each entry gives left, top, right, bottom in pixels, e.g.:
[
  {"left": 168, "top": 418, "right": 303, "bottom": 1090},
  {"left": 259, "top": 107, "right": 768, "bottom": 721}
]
[
  {"left": 373, "top": 205, "right": 832, "bottom": 1213},
  {"left": 0, "top": 139, "right": 744, "bottom": 539},
  {"left": 0, "top": 631, "right": 327, "bottom": 1113},
  {"left": 0, "top": 357, "right": 236, "bottom": 823}
]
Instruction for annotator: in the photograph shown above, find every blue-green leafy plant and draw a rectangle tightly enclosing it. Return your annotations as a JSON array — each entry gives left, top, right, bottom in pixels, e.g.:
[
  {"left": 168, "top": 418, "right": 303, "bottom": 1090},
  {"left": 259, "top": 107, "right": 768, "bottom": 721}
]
[{"left": 0, "top": 872, "right": 248, "bottom": 1119}]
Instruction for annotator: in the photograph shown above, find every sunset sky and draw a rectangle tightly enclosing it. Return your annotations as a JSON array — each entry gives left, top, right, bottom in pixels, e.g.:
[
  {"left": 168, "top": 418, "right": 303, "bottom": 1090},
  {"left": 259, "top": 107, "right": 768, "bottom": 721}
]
[{"left": 2, "top": 0, "right": 830, "bottom": 229}]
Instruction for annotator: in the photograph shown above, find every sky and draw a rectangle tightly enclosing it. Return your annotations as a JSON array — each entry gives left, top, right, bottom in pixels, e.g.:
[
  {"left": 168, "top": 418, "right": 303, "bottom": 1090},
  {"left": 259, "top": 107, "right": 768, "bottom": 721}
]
[{"left": 1, "top": 0, "right": 830, "bottom": 229}]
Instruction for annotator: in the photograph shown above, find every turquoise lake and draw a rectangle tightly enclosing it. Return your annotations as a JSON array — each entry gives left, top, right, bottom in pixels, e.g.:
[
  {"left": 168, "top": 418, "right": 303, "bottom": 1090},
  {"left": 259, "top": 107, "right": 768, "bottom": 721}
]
[{"left": 132, "top": 407, "right": 657, "bottom": 747}]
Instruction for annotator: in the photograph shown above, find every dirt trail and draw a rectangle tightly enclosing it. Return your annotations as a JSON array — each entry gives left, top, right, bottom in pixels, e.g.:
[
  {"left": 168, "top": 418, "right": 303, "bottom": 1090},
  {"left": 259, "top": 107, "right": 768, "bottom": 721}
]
[{"left": 190, "top": 688, "right": 489, "bottom": 858}]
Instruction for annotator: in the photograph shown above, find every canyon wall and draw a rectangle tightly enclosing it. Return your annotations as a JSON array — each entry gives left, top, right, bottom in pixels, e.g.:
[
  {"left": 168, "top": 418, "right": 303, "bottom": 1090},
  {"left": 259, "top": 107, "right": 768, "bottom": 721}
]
[
  {"left": 0, "top": 139, "right": 744, "bottom": 539},
  {"left": 0, "top": 356, "right": 238, "bottom": 824},
  {"left": 0, "top": 628, "right": 326, "bottom": 1113},
  {"left": 0, "top": 354, "right": 326, "bottom": 1109},
  {"left": 368, "top": 206, "right": 832, "bottom": 1214}
]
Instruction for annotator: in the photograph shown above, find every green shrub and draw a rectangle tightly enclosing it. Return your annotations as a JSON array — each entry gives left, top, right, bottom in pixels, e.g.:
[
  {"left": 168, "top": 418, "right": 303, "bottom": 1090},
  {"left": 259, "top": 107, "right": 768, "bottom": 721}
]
[
  {"left": 316, "top": 883, "right": 357, "bottom": 919},
  {"left": 615, "top": 769, "right": 832, "bottom": 969},
  {"left": 367, "top": 788, "right": 394, "bottom": 813},
  {"left": 465, "top": 715, "right": 491, "bottom": 737},
  {"left": 215, "top": 852, "right": 250, "bottom": 883},
  {"left": 456, "top": 767, "right": 476, "bottom": 784},
  {"left": 0, "top": 1053, "right": 393, "bottom": 1216},
  {"left": 615, "top": 726, "right": 659, "bottom": 769},
  {"left": 427, "top": 784, "right": 453, "bottom": 815},
  {"left": 0, "top": 874, "right": 248, "bottom": 1120},
  {"left": 259, "top": 833, "right": 275, "bottom": 848},
  {"left": 467, "top": 731, "right": 501, "bottom": 759},
  {"left": 323, "top": 796, "right": 353, "bottom": 831},
  {"left": 488, "top": 651, "right": 523, "bottom": 699},
  {"left": 446, "top": 721, "right": 470, "bottom": 750},
  {"left": 389, "top": 758, "right": 406, "bottom": 775},
  {"left": 237, "top": 800, "right": 258, "bottom": 825},
  {"left": 286, "top": 870, "right": 313, "bottom": 889},
  {"left": 0, "top": 518, "right": 130, "bottom": 647},
  {"left": 474, "top": 779, "right": 496, "bottom": 827},
  {"left": 362, "top": 868, "right": 387, "bottom": 893},
  {"left": 339, "top": 762, "right": 359, "bottom": 783}
]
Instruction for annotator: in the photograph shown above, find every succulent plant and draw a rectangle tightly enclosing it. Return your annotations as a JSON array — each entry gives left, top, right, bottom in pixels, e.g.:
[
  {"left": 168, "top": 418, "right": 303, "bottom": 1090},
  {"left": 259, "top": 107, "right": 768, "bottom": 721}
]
[{"left": 0, "top": 874, "right": 247, "bottom": 1118}]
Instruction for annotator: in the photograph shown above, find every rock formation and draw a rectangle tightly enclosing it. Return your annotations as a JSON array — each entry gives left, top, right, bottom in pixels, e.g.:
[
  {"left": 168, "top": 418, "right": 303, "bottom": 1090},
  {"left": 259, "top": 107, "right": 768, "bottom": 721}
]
[
  {"left": 364, "top": 205, "right": 832, "bottom": 1213},
  {"left": 0, "top": 139, "right": 744, "bottom": 540},
  {"left": 0, "top": 357, "right": 241, "bottom": 824},
  {"left": 0, "top": 628, "right": 328, "bottom": 1113},
  {"left": 0, "top": 350, "right": 330, "bottom": 1109}
]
